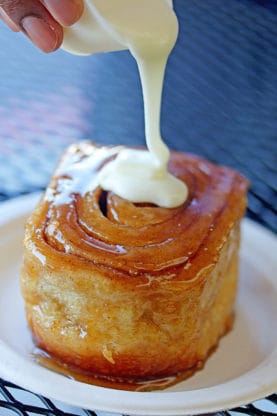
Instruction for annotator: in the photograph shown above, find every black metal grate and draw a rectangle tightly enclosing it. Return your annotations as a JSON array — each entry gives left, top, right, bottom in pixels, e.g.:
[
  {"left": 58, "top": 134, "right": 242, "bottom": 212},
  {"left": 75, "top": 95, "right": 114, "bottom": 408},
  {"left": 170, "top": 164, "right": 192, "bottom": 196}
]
[
  {"left": 0, "top": 379, "right": 276, "bottom": 416},
  {"left": 0, "top": 380, "right": 96, "bottom": 416},
  {"left": 0, "top": 0, "right": 276, "bottom": 415}
]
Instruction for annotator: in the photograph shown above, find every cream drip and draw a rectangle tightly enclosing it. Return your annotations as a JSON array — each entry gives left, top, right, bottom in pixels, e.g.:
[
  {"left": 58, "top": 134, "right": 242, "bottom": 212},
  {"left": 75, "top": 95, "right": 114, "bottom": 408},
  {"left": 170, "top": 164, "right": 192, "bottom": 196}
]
[{"left": 62, "top": 0, "right": 188, "bottom": 208}]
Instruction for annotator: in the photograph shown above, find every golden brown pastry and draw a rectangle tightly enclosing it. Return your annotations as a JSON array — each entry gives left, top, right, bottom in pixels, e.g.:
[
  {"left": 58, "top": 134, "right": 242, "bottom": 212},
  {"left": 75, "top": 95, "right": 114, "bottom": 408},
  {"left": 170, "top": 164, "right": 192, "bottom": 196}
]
[{"left": 21, "top": 142, "right": 248, "bottom": 387}]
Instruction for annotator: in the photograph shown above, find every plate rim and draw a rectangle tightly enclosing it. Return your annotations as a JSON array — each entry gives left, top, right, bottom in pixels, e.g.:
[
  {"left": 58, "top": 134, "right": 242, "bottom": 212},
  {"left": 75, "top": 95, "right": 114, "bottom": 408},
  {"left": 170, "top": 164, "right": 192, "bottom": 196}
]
[{"left": 0, "top": 193, "right": 276, "bottom": 416}]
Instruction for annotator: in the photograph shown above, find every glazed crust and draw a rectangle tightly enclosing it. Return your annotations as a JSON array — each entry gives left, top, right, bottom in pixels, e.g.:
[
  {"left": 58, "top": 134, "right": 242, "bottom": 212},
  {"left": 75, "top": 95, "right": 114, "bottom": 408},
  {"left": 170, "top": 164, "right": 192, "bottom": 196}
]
[{"left": 21, "top": 142, "right": 248, "bottom": 382}]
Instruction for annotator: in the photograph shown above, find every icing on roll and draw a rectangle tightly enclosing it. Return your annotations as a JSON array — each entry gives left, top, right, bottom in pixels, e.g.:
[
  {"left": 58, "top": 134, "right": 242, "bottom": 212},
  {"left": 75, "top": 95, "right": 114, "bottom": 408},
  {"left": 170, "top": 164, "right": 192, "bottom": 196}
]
[
  {"left": 62, "top": 0, "right": 188, "bottom": 208},
  {"left": 98, "top": 149, "right": 188, "bottom": 208}
]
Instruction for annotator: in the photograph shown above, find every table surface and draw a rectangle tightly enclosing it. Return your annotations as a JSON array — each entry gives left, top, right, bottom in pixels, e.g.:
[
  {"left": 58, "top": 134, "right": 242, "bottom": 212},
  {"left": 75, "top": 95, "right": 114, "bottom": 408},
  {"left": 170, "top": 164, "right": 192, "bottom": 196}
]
[{"left": 0, "top": 0, "right": 276, "bottom": 415}]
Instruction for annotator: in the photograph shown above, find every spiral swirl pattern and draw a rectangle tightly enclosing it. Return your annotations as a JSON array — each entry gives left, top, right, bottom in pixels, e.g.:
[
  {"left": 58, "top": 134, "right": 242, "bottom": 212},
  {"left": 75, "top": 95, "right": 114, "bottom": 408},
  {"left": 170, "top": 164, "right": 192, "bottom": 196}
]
[{"left": 29, "top": 142, "right": 248, "bottom": 282}]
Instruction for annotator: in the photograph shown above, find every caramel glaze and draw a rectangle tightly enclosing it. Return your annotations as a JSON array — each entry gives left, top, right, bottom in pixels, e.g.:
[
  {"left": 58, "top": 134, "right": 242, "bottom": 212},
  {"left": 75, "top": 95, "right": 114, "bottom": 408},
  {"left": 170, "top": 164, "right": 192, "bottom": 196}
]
[
  {"left": 27, "top": 142, "right": 248, "bottom": 284},
  {"left": 33, "top": 349, "right": 203, "bottom": 391},
  {"left": 33, "top": 313, "right": 234, "bottom": 391}
]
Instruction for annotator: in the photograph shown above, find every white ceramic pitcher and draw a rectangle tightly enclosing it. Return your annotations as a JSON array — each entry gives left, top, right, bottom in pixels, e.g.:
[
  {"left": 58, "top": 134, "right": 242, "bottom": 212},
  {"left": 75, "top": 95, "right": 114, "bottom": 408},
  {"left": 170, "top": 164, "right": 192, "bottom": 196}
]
[{"left": 62, "top": 0, "right": 173, "bottom": 55}]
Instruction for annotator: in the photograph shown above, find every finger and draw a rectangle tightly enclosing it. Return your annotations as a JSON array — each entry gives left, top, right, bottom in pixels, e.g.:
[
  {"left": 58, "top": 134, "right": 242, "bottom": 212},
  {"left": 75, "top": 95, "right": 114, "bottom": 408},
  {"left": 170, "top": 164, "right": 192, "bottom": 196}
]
[
  {"left": 0, "top": 6, "right": 20, "bottom": 31},
  {"left": 40, "top": 0, "right": 84, "bottom": 27},
  {"left": 0, "top": 0, "right": 63, "bottom": 52}
]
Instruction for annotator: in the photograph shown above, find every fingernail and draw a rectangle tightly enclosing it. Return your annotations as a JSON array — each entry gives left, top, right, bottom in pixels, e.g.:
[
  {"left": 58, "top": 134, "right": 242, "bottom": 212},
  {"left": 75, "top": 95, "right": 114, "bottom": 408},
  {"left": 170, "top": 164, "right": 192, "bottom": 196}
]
[
  {"left": 21, "top": 15, "right": 59, "bottom": 52},
  {"left": 43, "top": 0, "right": 83, "bottom": 26}
]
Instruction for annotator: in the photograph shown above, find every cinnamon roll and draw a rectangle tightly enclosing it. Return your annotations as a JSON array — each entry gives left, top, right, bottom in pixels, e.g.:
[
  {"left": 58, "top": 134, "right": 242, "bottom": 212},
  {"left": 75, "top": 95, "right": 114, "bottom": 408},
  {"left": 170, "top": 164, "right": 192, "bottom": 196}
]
[{"left": 21, "top": 142, "right": 248, "bottom": 387}]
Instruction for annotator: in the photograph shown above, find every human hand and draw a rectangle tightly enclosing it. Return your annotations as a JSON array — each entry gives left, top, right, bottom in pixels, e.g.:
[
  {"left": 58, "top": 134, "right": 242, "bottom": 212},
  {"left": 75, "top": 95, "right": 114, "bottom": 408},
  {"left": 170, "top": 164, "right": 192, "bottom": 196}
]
[{"left": 0, "top": 0, "right": 84, "bottom": 52}]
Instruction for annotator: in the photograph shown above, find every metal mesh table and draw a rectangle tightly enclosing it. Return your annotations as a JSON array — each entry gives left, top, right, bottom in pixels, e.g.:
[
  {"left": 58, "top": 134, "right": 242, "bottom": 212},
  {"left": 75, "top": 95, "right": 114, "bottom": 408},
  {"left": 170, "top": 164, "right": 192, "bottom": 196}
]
[
  {"left": 0, "top": 0, "right": 276, "bottom": 414},
  {"left": 0, "top": 379, "right": 276, "bottom": 416}
]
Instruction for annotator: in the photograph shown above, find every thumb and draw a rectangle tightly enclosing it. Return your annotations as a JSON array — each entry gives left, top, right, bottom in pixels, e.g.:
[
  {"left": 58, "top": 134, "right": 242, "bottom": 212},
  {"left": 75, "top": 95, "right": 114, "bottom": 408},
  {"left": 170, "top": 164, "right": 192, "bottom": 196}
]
[{"left": 0, "top": 0, "right": 63, "bottom": 52}]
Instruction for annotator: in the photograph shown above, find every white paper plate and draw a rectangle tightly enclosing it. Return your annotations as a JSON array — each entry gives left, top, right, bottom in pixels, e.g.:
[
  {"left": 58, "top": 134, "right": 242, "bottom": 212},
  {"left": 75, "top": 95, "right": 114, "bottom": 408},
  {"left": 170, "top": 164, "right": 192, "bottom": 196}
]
[{"left": 0, "top": 193, "right": 276, "bottom": 416}]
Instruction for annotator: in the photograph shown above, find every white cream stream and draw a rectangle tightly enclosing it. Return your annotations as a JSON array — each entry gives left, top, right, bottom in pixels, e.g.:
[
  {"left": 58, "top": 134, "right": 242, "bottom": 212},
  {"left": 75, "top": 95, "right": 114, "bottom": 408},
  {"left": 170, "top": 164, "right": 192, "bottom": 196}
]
[{"left": 62, "top": 0, "right": 188, "bottom": 208}]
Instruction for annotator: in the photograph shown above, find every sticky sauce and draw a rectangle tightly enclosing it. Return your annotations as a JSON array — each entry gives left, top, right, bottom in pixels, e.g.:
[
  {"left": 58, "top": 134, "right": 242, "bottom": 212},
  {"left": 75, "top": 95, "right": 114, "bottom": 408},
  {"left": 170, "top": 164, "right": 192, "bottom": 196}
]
[
  {"left": 32, "top": 315, "right": 234, "bottom": 391},
  {"left": 33, "top": 348, "right": 203, "bottom": 392},
  {"left": 62, "top": 0, "right": 188, "bottom": 208}
]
